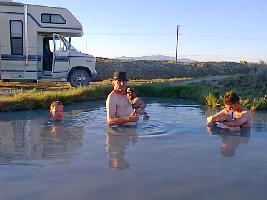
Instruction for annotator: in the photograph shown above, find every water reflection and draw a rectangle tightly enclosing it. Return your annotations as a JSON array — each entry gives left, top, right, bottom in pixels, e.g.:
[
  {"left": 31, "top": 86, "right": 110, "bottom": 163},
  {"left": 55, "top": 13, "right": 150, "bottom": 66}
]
[
  {"left": 252, "top": 111, "right": 267, "bottom": 132},
  {"left": 105, "top": 127, "right": 138, "bottom": 170},
  {"left": 0, "top": 117, "right": 85, "bottom": 165},
  {"left": 0, "top": 120, "right": 43, "bottom": 163},
  {"left": 1, "top": 99, "right": 267, "bottom": 200},
  {"left": 220, "top": 134, "right": 250, "bottom": 157},
  {"left": 41, "top": 119, "right": 84, "bottom": 160},
  {"left": 207, "top": 126, "right": 250, "bottom": 157}
]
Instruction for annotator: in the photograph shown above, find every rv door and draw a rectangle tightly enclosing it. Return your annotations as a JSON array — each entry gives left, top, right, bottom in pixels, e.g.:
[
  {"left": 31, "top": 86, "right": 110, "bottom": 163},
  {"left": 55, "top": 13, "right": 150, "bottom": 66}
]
[{"left": 52, "top": 34, "right": 70, "bottom": 78}]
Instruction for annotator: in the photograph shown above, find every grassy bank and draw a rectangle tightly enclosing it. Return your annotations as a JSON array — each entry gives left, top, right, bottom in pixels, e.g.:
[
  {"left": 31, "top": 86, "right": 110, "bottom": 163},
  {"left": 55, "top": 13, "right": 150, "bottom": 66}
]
[
  {"left": 0, "top": 73, "right": 267, "bottom": 111},
  {"left": 0, "top": 78, "right": 212, "bottom": 111},
  {"left": 131, "top": 83, "right": 213, "bottom": 103},
  {"left": 201, "top": 73, "right": 267, "bottom": 110},
  {"left": 0, "top": 85, "right": 112, "bottom": 111}
]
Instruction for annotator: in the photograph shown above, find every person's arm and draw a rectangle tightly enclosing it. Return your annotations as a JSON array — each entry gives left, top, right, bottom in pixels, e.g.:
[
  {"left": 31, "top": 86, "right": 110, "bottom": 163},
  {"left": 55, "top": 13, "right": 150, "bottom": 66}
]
[
  {"left": 106, "top": 95, "right": 138, "bottom": 126},
  {"left": 132, "top": 98, "right": 140, "bottom": 108},
  {"left": 224, "top": 112, "right": 249, "bottom": 127},
  {"left": 207, "top": 108, "right": 229, "bottom": 125},
  {"left": 108, "top": 112, "right": 138, "bottom": 126},
  {"left": 132, "top": 97, "right": 147, "bottom": 114},
  {"left": 227, "top": 126, "right": 241, "bottom": 131},
  {"left": 212, "top": 109, "right": 231, "bottom": 122}
]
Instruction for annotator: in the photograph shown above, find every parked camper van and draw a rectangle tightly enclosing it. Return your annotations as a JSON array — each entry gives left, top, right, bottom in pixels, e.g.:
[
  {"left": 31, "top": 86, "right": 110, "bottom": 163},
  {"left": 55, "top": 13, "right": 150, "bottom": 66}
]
[{"left": 0, "top": 0, "right": 96, "bottom": 87}]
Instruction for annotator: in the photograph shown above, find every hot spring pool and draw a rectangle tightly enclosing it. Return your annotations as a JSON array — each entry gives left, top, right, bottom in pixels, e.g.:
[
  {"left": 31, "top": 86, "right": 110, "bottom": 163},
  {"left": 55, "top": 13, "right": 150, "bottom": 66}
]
[{"left": 0, "top": 98, "right": 267, "bottom": 200}]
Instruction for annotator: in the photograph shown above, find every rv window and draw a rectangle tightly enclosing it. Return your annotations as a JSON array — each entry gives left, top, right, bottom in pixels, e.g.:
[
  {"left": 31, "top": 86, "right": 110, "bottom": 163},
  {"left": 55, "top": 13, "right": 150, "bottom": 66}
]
[
  {"left": 41, "top": 14, "right": 50, "bottom": 23},
  {"left": 54, "top": 37, "right": 68, "bottom": 52},
  {"left": 41, "top": 13, "right": 66, "bottom": 24},
  {"left": 62, "top": 37, "right": 78, "bottom": 52},
  {"left": 49, "top": 40, "right": 54, "bottom": 52},
  {"left": 10, "top": 20, "right": 23, "bottom": 55},
  {"left": 51, "top": 15, "right": 65, "bottom": 24}
]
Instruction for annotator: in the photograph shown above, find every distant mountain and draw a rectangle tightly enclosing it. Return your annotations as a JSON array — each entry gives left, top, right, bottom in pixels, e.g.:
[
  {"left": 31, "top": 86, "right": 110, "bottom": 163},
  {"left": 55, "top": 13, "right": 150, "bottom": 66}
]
[{"left": 116, "top": 55, "right": 194, "bottom": 62}]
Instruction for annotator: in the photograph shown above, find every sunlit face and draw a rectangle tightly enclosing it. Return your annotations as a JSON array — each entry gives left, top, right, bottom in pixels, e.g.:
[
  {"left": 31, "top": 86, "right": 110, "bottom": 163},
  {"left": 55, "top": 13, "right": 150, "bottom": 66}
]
[
  {"left": 112, "top": 80, "right": 127, "bottom": 92},
  {"left": 126, "top": 91, "right": 136, "bottom": 100},
  {"left": 50, "top": 104, "right": 64, "bottom": 120}
]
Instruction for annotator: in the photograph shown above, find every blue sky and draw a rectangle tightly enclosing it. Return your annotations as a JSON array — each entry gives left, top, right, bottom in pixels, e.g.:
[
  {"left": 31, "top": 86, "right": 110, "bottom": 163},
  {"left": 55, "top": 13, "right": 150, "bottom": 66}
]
[{"left": 21, "top": 0, "right": 267, "bottom": 62}]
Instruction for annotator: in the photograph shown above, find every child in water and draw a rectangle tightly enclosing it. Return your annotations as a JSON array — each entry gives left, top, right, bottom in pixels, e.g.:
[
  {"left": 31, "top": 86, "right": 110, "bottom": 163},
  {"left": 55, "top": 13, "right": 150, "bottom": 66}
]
[
  {"left": 126, "top": 87, "right": 149, "bottom": 120},
  {"left": 49, "top": 101, "right": 64, "bottom": 121},
  {"left": 45, "top": 101, "right": 64, "bottom": 136}
]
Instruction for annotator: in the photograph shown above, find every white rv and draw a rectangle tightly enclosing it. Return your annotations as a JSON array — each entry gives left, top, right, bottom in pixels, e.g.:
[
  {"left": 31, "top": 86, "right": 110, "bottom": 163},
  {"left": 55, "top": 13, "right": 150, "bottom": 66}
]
[{"left": 0, "top": 0, "right": 96, "bottom": 87}]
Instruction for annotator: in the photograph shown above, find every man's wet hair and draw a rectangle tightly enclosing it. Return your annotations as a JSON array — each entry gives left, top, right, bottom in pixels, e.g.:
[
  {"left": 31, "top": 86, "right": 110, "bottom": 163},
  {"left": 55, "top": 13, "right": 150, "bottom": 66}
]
[{"left": 224, "top": 91, "right": 240, "bottom": 105}]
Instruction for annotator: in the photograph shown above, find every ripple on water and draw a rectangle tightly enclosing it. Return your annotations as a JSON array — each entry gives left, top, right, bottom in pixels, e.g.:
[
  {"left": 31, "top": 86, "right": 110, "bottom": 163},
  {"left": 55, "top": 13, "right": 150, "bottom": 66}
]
[
  {"left": 108, "top": 120, "right": 170, "bottom": 138},
  {"left": 137, "top": 120, "right": 169, "bottom": 138}
]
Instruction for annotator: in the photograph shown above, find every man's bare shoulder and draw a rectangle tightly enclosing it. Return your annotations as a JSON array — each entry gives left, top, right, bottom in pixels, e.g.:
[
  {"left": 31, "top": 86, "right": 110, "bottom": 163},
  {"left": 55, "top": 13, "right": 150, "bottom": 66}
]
[
  {"left": 239, "top": 106, "right": 252, "bottom": 116},
  {"left": 235, "top": 106, "right": 253, "bottom": 127},
  {"left": 106, "top": 91, "right": 119, "bottom": 106},
  {"left": 107, "top": 91, "right": 120, "bottom": 100},
  {"left": 241, "top": 106, "right": 250, "bottom": 111},
  {"left": 132, "top": 97, "right": 142, "bottom": 104},
  {"left": 107, "top": 91, "right": 129, "bottom": 105}
]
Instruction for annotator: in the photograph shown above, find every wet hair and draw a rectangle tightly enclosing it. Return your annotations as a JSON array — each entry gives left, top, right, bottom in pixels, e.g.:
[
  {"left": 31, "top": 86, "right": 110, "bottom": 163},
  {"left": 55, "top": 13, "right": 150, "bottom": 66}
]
[
  {"left": 50, "top": 101, "right": 63, "bottom": 109},
  {"left": 224, "top": 91, "right": 240, "bottom": 105},
  {"left": 126, "top": 87, "right": 140, "bottom": 97},
  {"left": 126, "top": 87, "right": 135, "bottom": 93}
]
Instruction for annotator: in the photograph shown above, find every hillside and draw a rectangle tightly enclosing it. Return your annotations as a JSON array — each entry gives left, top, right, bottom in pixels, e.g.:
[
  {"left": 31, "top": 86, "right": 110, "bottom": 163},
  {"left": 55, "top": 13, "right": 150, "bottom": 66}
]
[
  {"left": 93, "top": 57, "right": 250, "bottom": 81},
  {"left": 115, "top": 55, "right": 194, "bottom": 62}
]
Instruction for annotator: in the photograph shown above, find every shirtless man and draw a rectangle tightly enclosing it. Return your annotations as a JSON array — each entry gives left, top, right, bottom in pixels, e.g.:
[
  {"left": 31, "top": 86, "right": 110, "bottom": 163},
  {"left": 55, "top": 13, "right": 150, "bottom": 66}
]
[
  {"left": 207, "top": 91, "right": 252, "bottom": 131},
  {"left": 106, "top": 72, "right": 139, "bottom": 126}
]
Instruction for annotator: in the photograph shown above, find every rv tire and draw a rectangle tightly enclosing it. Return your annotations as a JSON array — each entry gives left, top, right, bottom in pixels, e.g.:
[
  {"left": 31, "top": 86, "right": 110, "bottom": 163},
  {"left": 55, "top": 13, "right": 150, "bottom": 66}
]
[{"left": 69, "top": 69, "right": 91, "bottom": 87}]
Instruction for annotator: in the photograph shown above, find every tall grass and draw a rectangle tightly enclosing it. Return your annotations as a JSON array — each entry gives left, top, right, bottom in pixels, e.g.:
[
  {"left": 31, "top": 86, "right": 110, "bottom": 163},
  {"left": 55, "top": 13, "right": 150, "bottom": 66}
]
[
  {"left": 0, "top": 81, "right": 215, "bottom": 111},
  {"left": 0, "top": 85, "right": 112, "bottom": 111},
  {"left": 1, "top": 76, "right": 267, "bottom": 111},
  {"left": 205, "top": 92, "right": 220, "bottom": 108},
  {"left": 131, "top": 83, "right": 214, "bottom": 104}
]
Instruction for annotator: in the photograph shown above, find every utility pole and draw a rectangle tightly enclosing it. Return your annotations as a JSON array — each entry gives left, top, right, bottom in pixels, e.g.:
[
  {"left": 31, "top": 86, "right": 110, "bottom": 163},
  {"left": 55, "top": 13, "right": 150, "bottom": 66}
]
[{"left": 175, "top": 25, "right": 180, "bottom": 64}]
